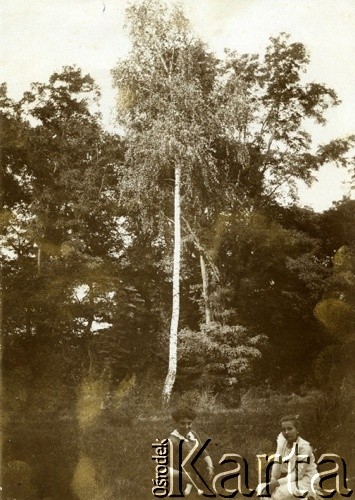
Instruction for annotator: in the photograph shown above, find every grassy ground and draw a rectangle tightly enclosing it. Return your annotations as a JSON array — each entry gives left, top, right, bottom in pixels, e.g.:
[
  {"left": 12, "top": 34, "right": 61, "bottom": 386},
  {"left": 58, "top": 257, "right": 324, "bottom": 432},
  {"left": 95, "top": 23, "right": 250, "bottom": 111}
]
[{"left": 2, "top": 380, "right": 354, "bottom": 499}]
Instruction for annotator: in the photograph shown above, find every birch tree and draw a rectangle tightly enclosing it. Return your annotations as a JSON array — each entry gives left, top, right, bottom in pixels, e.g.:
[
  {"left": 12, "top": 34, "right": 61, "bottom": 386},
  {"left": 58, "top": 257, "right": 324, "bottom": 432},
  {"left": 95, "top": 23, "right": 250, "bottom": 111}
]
[{"left": 112, "top": 0, "right": 218, "bottom": 403}]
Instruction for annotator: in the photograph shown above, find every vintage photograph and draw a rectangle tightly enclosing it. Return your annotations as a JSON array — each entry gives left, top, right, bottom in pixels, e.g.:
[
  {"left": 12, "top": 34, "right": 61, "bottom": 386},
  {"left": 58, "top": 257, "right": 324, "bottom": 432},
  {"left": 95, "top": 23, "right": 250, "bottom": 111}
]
[{"left": 1, "top": 0, "right": 354, "bottom": 498}]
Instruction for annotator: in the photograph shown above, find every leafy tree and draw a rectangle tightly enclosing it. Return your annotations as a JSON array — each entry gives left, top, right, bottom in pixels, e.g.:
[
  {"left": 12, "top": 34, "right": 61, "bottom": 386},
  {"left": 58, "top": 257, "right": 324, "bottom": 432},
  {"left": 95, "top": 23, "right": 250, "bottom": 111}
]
[
  {"left": 19, "top": 67, "right": 122, "bottom": 268},
  {"left": 1, "top": 68, "right": 129, "bottom": 392},
  {"left": 206, "top": 207, "right": 330, "bottom": 387},
  {"left": 112, "top": 0, "right": 219, "bottom": 403},
  {"left": 215, "top": 33, "right": 354, "bottom": 209},
  {"left": 178, "top": 323, "right": 266, "bottom": 397},
  {"left": 1, "top": 85, "right": 33, "bottom": 419},
  {"left": 313, "top": 201, "right": 355, "bottom": 389}
]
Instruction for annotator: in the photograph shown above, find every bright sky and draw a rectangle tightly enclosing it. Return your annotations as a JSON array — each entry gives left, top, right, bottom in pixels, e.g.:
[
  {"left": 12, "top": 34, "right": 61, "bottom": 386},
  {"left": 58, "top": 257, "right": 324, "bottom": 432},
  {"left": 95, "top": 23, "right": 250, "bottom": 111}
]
[{"left": 1, "top": 0, "right": 354, "bottom": 211}]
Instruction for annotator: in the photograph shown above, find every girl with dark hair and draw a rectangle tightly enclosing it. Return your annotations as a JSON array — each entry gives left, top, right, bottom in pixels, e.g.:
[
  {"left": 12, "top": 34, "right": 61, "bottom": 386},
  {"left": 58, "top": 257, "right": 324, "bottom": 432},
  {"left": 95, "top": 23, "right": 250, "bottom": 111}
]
[
  {"left": 258, "top": 415, "right": 319, "bottom": 500},
  {"left": 168, "top": 406, "right": 214, "bottom": 496}
]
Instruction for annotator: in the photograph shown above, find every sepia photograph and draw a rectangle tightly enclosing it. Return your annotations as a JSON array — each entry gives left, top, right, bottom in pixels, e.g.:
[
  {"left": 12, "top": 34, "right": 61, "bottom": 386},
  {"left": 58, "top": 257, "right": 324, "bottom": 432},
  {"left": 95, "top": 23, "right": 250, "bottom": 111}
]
[{"left": 1, "top": 0, "right": 354, "bottom": 498}]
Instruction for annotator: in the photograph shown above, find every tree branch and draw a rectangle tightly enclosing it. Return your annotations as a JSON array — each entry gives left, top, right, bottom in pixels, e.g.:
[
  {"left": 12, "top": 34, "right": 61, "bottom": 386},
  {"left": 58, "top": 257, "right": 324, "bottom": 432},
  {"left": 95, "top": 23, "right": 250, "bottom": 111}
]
[{"left": 181, "top": 215, "right": 220, "bottom": 281}]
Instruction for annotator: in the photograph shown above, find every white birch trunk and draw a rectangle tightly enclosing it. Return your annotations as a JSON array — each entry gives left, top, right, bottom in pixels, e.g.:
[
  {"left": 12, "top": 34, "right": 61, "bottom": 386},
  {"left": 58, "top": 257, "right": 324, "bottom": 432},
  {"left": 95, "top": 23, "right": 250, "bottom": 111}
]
[
  {"left": 0, "top": 260, "right": 2, "bottom": 473},
  {"left": 37, "top": 244, "right": 42, "bottom": 275},
  {"left": 162, "top": 163, "right": 181, "bottom": 405},
  {"left": 199, "top": 252, "right": 211, "bottom": 325}
]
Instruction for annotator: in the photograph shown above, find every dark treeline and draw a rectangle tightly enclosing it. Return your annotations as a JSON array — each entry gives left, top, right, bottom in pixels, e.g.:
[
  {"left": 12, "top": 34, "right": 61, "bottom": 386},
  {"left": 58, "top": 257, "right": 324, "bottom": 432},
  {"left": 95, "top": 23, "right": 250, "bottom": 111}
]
[{"left": 1, "top": 1, "right": 354, "bottom": 498}]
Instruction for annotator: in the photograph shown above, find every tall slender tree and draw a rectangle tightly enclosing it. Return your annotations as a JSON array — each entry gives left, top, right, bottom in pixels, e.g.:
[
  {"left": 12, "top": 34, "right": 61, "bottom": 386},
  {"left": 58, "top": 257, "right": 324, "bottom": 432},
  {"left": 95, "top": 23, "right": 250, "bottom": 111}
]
[{"left": 112, "top": 0, "right": 218, "bottom": 403}]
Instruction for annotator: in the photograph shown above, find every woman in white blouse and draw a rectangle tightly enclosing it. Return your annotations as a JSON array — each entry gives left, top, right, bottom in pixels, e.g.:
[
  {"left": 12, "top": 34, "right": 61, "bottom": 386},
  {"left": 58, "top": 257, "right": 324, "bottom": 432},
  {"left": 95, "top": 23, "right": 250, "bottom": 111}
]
[{"left": 259, "top": 415, "right": 319, "bottom": 500}]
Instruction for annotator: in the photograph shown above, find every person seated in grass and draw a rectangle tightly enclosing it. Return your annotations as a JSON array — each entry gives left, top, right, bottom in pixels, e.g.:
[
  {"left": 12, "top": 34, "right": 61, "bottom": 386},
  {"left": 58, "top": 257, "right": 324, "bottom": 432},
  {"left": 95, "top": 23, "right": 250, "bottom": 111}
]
[
  {"left": 258, "top": 415, "right": 319, "bottom": 500},
  {"left": 168, "top": 406, "right": 214, "bottom": 496}
]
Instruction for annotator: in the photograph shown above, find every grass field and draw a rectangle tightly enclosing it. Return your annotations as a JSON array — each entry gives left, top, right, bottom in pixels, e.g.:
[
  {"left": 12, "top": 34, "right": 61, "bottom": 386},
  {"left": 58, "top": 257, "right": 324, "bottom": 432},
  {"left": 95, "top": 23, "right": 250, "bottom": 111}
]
[{"left": 2, "top": 379, "right": 354, "bottom": 499}]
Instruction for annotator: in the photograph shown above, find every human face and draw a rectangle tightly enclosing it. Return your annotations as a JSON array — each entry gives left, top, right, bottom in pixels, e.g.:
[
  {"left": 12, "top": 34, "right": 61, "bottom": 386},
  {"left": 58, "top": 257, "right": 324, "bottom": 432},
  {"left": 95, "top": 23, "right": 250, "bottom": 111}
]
[
  {"left": 281, "top": 420, "right": 299, "bottom": 444},
  {"left": 176, "top": 418, "right": 193, "bottom": 437}
]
